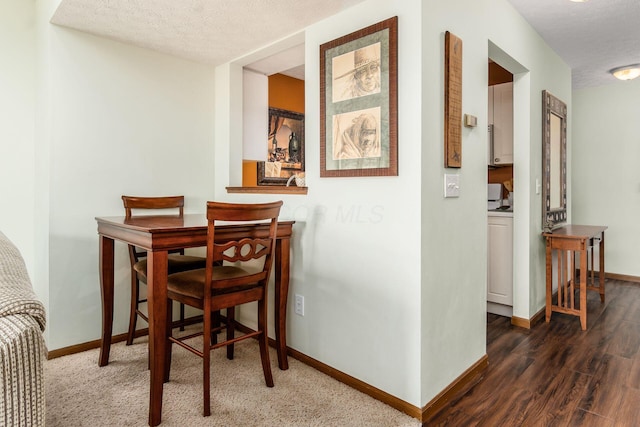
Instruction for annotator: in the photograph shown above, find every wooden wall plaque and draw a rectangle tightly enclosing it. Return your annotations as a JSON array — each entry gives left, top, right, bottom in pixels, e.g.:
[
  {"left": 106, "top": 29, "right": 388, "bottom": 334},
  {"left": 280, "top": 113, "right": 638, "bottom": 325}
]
[{"left": 444, "top": 31, "right": 463, "bottom": 168}]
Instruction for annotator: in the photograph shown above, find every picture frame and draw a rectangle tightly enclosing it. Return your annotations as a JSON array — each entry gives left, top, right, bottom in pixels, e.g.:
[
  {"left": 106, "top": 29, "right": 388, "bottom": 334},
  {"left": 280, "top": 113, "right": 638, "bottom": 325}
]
[
  {"left": 320, "top": 16, "right": 398, "bottom": 177},
  {"left": 257, "top": 108, "right": 305, "bottom": 186}
]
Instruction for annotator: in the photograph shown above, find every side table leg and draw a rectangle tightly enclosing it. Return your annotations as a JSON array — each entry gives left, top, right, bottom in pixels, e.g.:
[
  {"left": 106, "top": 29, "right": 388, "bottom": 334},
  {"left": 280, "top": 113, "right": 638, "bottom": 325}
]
[
  {"left": 599, "top": 233, "right": 606, "bottom": 303},
  {"left": 579, "top": 248, "right": 587, "bottom": 330},
  {"left": 545, "top": 239, "right": 552, "bottom": 323}
]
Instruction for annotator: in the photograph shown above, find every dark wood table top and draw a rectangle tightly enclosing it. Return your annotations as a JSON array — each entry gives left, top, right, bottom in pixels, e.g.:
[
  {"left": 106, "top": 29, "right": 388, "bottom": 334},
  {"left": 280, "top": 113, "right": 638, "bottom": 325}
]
[
  {"left": 96, "top": 213, "right": 294, "bottom": 232},
  {"left": 96, "top": 214, "right": 294, "bottom": 250}
]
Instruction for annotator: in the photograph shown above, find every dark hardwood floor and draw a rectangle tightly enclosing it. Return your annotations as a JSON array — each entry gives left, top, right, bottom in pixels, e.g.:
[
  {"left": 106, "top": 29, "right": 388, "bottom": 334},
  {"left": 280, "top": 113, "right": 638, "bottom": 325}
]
[{"left": 428, "top": 279, "right": 640, "bottom": 426}]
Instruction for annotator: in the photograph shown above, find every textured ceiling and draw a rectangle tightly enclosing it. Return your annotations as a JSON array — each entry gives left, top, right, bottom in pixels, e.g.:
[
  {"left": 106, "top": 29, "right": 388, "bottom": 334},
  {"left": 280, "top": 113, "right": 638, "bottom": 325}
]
[
  {"left": 50, "top": 0, "right": 367, "bottom": 79},
  {"left": 51, "top": 0, "right": 640, "bottom": 89},
  {"left": 508, "top": 0, "right": 640, "bottom": 89}
]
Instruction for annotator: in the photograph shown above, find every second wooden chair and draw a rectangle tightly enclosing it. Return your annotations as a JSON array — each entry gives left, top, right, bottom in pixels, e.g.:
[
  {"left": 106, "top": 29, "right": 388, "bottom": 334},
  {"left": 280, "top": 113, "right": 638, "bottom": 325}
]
[{"left": 122, "top": 195, "right": 206, "bottom": 345}]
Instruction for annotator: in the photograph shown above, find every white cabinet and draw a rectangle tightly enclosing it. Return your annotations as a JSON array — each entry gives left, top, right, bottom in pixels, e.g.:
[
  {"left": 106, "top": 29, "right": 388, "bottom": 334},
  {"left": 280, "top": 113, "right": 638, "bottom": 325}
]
[
  {"left": 487, "top": 214, "right": 513, "bottom": 306},
  {"left": 488, "top": 82, "right": 513, "bottom": 165}
]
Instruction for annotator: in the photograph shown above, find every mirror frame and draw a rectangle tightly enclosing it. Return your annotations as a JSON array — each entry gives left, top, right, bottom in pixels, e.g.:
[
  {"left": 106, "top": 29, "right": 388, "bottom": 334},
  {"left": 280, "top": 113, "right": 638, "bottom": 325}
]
[{"left": 542, "top": 90, "right": 567, "bottom": 229}]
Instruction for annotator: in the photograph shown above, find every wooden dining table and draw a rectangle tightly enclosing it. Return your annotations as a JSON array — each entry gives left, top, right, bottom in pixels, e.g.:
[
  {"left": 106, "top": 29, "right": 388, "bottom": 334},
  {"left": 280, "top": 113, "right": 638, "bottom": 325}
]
[{"left": 96, "top": 214, "right": 294, "bottom": 426}]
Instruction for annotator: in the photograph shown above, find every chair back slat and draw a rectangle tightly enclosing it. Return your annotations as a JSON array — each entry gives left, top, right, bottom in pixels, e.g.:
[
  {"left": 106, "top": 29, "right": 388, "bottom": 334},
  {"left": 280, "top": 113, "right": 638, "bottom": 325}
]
[
  {"left": 206, "top": 201, "right": 282, "bottom": 222},
  {"left": 205, "top": 201, "right": 283, "bottom": 290},
  {"left": 122, "top": 195, "right": 184, "bottom": 218},
  {"left": 215, "top": 238, "right": 271, "bottom": 263},
  {"left": 122, "top": 195, "right": 187, "bottom": 260}
]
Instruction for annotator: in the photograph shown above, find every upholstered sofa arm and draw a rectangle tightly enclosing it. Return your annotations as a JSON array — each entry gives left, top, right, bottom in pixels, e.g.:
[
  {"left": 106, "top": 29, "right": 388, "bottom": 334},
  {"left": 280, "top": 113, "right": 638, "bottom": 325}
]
[
  {"left": 0, "top": 314, "right": 47, "bottom": 426},
  {"left": 0, "top": 232, "right": 46, "bottom": 331},
  {"left": 0, "top": 231, "right": 47, "bottom": 426},
  {"left": 0, "top": 296, "right": 45, "bottom": 332}
]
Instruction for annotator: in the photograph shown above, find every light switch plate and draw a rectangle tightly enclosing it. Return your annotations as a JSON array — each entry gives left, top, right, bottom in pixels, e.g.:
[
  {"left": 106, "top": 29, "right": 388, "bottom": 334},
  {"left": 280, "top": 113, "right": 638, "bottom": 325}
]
[{"left": 444, "top": 174, "right": 460, "bottom": 198}]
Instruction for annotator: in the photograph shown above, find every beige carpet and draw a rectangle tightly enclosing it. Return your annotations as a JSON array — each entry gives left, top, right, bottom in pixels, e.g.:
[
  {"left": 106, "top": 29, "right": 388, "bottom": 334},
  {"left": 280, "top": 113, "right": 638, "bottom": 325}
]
[{"left": 45, "top": 332, "right": 420, "bottom": 426}]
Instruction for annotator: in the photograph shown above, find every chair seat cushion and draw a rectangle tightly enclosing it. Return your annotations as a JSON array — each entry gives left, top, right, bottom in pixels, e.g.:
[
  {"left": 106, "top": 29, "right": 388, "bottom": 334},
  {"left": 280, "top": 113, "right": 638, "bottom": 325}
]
[
  {"left": 133, "top": 255, "right": 206, "bottom": 280},
  {"left": 167, "top": 266, "right": 261, "bottom": 301}
]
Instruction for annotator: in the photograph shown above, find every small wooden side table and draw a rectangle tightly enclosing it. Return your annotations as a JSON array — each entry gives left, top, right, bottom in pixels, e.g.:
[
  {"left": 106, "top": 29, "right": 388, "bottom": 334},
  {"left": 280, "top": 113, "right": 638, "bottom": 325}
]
[{"left": 542, "top": 224, "right": 607, "bottom": 330}]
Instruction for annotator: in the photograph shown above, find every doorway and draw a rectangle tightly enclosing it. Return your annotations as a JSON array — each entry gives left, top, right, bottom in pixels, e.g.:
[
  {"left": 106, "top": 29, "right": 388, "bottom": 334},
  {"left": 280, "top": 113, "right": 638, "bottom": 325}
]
[
  {"left": 241, "top": 42, "right": 306, "bottom": 186},
  {"left": 487, "top": 60, "right": 514, "bottom": 318},
  {"left": 487, "top": 40, "right": 531, "bottom": 324}
]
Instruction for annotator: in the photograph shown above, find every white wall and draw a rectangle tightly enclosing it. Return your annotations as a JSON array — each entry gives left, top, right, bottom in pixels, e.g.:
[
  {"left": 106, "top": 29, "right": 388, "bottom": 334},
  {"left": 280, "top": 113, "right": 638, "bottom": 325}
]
[
  {"left": 573, "top": 80, "right": 640, "bottom": 276},
  {"left": 0, "top": 1, "right": 37, "bottom": 280},
  {"left": 303, "top": 0, "right": 424, "bottom": 405},
  {"left": 242, "top": 69, "right": 268, "bottom": 161},
  {"left": 37, "top": 22, "right": 216, "bottom": 349},
  {"left": 420, "top": 2, "right": 488, "bottom": 405}
]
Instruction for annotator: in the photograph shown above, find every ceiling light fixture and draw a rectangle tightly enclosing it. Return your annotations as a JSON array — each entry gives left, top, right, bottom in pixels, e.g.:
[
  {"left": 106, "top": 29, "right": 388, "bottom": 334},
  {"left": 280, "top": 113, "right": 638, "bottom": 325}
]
[
  {"left": 609, "top": 64, "right": 640, "bottom": 81},
  {"left": 569, "top": 0, "right": 588, "bottom": 3}
]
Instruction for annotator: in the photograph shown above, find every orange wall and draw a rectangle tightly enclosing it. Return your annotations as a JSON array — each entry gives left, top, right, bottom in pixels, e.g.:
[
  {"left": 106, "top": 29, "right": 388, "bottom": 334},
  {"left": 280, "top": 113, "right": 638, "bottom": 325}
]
[
  {"left": 268, "top": 74, "right": 305, "bottom": 113},
  {"left": 243, "top": 160, "right": 258, "bottom": 187}
]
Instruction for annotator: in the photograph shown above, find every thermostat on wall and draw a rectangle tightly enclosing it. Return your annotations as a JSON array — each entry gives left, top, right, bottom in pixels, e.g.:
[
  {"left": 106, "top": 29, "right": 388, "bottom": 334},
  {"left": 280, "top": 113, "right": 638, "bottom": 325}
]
[{"left": 464, "top": 114, "right": 477, "bottom": 128}]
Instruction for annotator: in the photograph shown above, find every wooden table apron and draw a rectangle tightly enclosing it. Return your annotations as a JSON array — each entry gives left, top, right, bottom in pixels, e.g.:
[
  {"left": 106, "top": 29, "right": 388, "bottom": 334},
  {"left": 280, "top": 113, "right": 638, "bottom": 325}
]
[
  {"left": 543, "top": 224, "right": 607, "bottom": 331},
  {"left": 96, "top": 214, "right": 294, "bottom": 426}
]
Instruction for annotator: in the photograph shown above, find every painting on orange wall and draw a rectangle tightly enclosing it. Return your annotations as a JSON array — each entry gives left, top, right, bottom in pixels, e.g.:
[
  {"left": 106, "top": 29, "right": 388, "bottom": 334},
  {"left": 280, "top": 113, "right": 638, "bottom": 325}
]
[{"left": 257, "top": 108, "right": 305, "bottom": 186}]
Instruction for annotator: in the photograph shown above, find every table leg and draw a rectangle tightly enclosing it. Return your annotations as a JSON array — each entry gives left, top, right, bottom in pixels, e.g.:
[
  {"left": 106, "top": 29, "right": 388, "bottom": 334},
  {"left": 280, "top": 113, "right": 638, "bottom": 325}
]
[
  {"left": 599, "top": 232, "right": 605, "bottom": 303},
  {"left": 99, "top": 236, "right": 114, "bottom": 367},
  {"left": 545, "top": 239, "right": 552, "bottom": 323},
  {"left": 274, "top": 237, "right": 291, "bottom": 370},
  {"left": 147, "top": 250, "right": 168, "bottom": 427},
  {"left": 579, "top": 247, "right": 588, "bottom": 330}
]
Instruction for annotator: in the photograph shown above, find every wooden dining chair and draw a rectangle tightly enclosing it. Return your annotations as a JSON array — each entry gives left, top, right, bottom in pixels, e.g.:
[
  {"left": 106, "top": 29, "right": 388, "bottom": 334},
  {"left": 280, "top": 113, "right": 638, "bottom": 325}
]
[
  {"left": 164, "top": 200, "right": 283, "bottom": 417},
  {"left": 122, "top": 195, "right": 207, "bottom": 345}
]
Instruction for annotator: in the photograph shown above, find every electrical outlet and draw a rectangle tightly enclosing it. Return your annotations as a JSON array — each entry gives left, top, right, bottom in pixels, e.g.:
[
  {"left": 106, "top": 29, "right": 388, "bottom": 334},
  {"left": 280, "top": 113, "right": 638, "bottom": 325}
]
[{"left": 294, "top": 294, "right": 304, "bottom": 316}]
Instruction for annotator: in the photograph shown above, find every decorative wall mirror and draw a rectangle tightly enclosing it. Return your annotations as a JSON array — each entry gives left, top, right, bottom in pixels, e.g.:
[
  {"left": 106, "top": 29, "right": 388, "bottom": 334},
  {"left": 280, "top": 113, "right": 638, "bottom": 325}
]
[{"left": 542, "top": 90, "right": 567, "bottom": 229}]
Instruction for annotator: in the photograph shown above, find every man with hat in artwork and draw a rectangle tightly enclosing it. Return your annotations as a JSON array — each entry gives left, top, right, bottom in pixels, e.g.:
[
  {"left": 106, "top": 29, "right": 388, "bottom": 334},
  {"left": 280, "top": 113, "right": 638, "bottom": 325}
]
[{"left": 333, "top": 42, "right": 381, "bottom": 102}]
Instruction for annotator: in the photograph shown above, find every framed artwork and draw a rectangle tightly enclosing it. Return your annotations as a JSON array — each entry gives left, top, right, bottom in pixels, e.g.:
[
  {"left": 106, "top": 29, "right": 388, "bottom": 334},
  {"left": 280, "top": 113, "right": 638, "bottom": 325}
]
[
  {"left": 257, "top": 108, "right": 305, "bottom": 186},
  {"left": 320, "top": 16, "right": 398, "bottom": 177}
]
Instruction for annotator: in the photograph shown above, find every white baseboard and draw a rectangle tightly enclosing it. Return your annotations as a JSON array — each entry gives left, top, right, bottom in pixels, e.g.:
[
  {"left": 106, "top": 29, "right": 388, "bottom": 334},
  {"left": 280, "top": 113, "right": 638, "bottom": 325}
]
[{"left": 487, "top": 301, "right": 513, "bottom": 317}]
